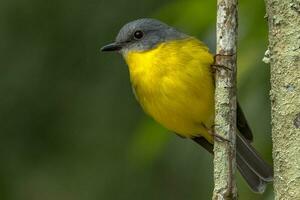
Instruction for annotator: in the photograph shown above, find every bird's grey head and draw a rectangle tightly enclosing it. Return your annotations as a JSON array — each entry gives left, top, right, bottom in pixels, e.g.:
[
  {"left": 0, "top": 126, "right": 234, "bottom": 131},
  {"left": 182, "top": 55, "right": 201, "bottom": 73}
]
[{"left": 101, "top": 18, "right": 187, "bottom": 54}]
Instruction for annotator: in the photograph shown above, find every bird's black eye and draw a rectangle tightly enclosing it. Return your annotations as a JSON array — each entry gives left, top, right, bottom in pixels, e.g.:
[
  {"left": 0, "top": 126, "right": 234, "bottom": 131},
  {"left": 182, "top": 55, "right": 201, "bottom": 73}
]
[{"left": 133, "top": 30, "right": 144, "bottom": 40}]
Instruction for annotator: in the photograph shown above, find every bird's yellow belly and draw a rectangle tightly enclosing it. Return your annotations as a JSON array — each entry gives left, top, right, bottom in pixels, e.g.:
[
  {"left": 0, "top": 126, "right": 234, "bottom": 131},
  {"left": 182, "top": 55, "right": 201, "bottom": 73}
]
[
  {"left": 124, "top": 38, "right": 215, "bottom": 142},
  {"left": 135, "top": 74, "right": 214, "bottom": 140}
]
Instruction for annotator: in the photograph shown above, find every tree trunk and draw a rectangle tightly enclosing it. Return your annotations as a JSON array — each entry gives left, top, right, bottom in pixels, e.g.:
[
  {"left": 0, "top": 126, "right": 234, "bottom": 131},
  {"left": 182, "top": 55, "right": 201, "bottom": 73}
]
[
  {"left": 265, "top": 0, "right": 300, "bottom": 199},
  {"left": 213, "top": 0, "right": 238, "bottom": 199}
]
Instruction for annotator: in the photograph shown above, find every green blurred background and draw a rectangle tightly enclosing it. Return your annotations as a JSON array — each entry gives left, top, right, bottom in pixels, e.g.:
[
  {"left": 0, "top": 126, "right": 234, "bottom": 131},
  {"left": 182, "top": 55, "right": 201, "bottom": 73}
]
[{"left": 0, "top": 0, "right": 273, "bottom": 199}]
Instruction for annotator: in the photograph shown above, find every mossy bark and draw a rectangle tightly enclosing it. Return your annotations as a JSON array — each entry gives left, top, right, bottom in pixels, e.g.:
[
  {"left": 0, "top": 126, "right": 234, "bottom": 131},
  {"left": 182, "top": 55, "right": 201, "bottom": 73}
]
[
  {"left": 213, "top": 0, "right": 238, "bottom": 199},
  {"left": 265, "top": 0, "right": 300, "bottom": 199}
]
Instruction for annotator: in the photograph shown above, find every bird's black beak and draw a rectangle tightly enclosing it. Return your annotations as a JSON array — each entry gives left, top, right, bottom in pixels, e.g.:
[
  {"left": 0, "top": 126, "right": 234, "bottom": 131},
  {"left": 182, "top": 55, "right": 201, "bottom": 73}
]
[{"left": 100, "top": 42, "right": 122, "bottom": 52}]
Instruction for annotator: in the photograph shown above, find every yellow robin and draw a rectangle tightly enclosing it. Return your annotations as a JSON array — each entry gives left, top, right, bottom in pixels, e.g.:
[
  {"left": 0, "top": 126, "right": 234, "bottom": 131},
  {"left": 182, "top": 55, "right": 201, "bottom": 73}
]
[{"left": 101, "top": 18, "right": 273, "bottom": 193}]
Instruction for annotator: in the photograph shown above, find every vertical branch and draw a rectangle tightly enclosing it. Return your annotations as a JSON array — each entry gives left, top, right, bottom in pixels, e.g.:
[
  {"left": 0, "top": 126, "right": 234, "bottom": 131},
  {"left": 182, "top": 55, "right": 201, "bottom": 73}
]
[
  {"left": 213, "top": 0, "right": 238, "bottom": 199},
  {"left": 265, "top": 0, "right": 300, "bottom": 199}
]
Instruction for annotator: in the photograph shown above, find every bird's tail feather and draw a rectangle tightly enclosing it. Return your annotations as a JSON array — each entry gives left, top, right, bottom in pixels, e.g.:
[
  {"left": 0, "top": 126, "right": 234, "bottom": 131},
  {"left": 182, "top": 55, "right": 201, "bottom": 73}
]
[
  {"left": 192, "top": 134, "right": 273, "bottom": 193},
  {"left": 236, "top": 134, "right": 273, "bottom": 193}
]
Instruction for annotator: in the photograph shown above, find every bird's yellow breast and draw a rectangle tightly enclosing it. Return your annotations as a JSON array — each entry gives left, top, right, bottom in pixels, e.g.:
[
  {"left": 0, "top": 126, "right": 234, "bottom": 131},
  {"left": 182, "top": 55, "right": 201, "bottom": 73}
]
[{"left": 124, "top": 37, "right": 215, "bottom": 142}]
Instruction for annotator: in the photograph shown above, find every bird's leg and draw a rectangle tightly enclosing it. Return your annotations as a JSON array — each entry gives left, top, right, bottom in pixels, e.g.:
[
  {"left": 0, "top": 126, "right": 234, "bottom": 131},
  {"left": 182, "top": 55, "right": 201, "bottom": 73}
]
[
  {"left": 211, "top": 64, "right": 232, "bottom": 72},
  {"left": 214, "top": 53, "right": 234, "bottom": 61},
  {"left": 209, "top": 129, "right": 231, "bottom": 143},
  {"left": 202, "top": 123, "right": 230, "bottom": 143},
  {"left": 211, "top": 54, "right": 234, "bottom": 73}
]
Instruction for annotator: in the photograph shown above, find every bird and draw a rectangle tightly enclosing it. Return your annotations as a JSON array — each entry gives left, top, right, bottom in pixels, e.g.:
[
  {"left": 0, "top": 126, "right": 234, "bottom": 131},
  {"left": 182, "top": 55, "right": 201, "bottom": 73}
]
[{"left": 101, "top": 18, "right": 273, "bottom": 193}]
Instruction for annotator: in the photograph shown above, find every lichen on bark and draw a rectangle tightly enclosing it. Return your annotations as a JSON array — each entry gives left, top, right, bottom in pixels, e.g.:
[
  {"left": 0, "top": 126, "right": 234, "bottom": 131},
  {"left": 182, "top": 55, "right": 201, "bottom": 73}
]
[
  {"left": 265, "top": 0, "right": 300, "bottom": 199},
  {"left": 213, "top": 0, "right": 238, "bottom": 199}
]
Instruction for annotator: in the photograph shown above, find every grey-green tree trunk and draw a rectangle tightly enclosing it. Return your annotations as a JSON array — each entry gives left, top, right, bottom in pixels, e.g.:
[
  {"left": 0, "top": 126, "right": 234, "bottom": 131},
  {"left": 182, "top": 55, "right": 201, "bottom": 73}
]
[
  {"left": 213, "top": 0, "right": 238, "bottom": 199},
  {"left": 265, "top": 0, "right": 300, "bottom": 199}
]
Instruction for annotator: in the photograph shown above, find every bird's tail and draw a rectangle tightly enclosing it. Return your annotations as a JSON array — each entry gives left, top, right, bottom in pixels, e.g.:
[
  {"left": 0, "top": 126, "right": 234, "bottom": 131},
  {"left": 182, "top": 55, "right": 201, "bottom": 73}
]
[
  {"left": 236, "top": 133, "right": 273, "bottom": 193},
  {"left": 192, "top": 134, "right": 273, "bottom": 193}
]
